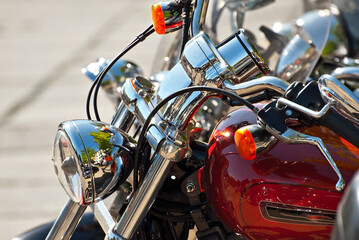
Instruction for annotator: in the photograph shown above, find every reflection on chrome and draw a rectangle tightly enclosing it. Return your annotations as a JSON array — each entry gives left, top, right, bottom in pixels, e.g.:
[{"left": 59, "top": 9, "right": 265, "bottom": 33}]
[
  {"left": 53, "top": 120, "right": 134, "bottom": 205},
  {"left": 318, "top": 74, "right": 359, "bottom": 122},
  {"left": 82, "top": 58, "right": 143, "bottom": 105}
]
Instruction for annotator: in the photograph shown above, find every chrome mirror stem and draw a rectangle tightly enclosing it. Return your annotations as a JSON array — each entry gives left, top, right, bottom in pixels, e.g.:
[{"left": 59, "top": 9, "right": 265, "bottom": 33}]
[
  {"left": 45, "top": 199, "right": 86, "bottom": 240},
  {"left": 191, "top": 0, "right": 209, "bottom": 36}
]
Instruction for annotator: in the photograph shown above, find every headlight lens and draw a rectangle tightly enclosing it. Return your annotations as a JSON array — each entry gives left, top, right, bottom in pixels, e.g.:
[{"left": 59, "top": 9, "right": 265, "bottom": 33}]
[
  {"left": 53, "top": 130, "right": 82, "bottom": 203},
  {"left": 52, "top": 120, "right": 133, "bottom": 205}
]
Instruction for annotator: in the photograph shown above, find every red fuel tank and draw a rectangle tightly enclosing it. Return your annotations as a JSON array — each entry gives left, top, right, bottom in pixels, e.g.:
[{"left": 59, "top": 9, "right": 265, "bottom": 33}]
[{"left": 204, "top": 107, "right": 359, "bottom": 239}]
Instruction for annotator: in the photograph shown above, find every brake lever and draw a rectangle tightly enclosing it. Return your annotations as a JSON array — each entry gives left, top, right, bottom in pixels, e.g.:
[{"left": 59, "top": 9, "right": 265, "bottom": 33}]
[
  {"left": 258, "top": 101, "right": 345, "bottom": 192},
  {"left": 275, "top": 128, "right": 344, "bottom": 191}
]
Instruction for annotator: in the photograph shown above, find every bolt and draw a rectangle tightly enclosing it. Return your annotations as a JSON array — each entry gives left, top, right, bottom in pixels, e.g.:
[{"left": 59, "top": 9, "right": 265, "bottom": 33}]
[
  {"left": 138, "top": 89, "right": 147, "bottom": 98},
  {"left": 286, "top": 109, "right": 293, "bottom": 116},
  {"left": 158, "top": 121, "right": 167, "bottom": 129},
  {"left": 120, "top": 181, "right": 133, "bottom": 194},
  {"left": 186, "top": 182, "right": 196, "bottom": 193},
  {"left": 184, "top": 149, "right": 192, "bottom": 159}
]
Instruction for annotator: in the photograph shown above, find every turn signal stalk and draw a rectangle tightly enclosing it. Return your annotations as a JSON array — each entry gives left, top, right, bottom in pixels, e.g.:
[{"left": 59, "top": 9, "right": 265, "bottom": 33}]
[
  {"left": 151, "top": 1, "right": 184, "bottom": 34},
  {"left": 234, "top": 125, "right": 277, "bottom": 160}
]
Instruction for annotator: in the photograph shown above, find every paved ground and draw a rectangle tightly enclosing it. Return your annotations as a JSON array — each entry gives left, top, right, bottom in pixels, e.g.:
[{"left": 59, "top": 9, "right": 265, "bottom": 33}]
[{"left": 0, "top": 1, "right": 161, "bottom": 239}]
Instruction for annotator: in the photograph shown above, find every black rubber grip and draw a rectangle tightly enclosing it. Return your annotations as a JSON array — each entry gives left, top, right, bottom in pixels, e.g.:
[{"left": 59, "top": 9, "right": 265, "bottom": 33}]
[{"left": 321, "top": 109, "right": 359, "bottom": 148}]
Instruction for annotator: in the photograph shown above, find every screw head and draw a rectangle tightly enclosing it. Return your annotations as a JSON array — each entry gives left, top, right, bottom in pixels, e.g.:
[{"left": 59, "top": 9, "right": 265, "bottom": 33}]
[
  {"left": 138, "top": 89, "right": 147, "bottom": 98},
  {"left": 184, "top": 149, "right": 192, "bottom": 158},
  {"left": 186, "top": 182, "right": 196, "bottom": 193},
  {"left": 286, "top": 110, "right": 293, "bottom": 116},
  {"left": 158, "top": 121, "right": 167, "bottom": 128}
]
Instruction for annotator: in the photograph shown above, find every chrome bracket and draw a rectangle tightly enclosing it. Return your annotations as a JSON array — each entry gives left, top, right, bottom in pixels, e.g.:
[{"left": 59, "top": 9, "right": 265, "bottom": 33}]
[
  {"left": 265, "top": 127, "right": 345, "bottom": 192},
  {"left": 276, "top": 97, "right": 331, "bottom": 119},
  {"left": 158, "top": 136, "right": 189, "bottom": 162}
]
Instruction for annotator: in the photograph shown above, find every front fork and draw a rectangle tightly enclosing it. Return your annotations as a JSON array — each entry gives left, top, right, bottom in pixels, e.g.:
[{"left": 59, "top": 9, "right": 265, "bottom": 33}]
[
  {"left": 45, "top": 200, "right": 86, "bottom": 240},
  {"left": 107, "top": 154, "right": 173, "bottom": 239},
  {"left": 46, "top": 101, "right": 175, "bottom": 240},
  {"left": 46, "top": 156, "right": 173, "bottom": 240}
]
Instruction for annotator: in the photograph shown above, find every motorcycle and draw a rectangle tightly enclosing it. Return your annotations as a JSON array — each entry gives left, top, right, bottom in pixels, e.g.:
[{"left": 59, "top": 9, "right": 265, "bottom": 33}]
[{"left": 12, "top": 0, "right": 359, "bottom": 239}]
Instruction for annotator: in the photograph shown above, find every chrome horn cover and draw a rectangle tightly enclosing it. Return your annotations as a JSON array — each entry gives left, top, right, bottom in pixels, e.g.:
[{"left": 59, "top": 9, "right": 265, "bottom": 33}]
[
  {"left": 82, "top": 58, "right": 143, "bottom": 104},
  {"left": 53, "top": 120, "right": 134, "bottom": 205}
]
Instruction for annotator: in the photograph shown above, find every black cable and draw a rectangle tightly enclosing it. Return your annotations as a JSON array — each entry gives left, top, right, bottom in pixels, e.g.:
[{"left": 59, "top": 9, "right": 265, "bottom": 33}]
[
  {"left": 86, "top": 25, "right": 155, "bottom": 120},
  {"left": 152, "top": 200, "right": 192, "bottom": 212},
  {"left": 138, "top": 141, "right": 151, "bottom": 183},
  {"left": 133, "top": 86, "right": 258, "bottom": 190},
  {"left": 228, "top": 90, "right": 280, "bottom": 106},
  {"left": 149, "top": 209, "right": 193, "bottom": 222},
  {"left": 180, "top": 0, "right": 191, "bottom": 54},
  {"left": 133, "top": 126, "right": 142, "bottom": 139}
]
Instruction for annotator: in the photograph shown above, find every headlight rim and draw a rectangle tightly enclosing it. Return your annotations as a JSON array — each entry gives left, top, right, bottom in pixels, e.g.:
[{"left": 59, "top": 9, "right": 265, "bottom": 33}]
[{"left": 54, "top": 120, "right": 132, "bottom": 206}]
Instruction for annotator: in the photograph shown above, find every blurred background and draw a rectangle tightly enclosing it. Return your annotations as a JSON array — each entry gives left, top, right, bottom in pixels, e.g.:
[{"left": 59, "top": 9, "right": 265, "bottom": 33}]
[{"left": 0, "top": 0, "right": 160, "bottom": 238}]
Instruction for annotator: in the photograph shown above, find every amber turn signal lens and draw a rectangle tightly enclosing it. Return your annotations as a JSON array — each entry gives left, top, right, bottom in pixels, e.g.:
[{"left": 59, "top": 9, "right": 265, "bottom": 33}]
[
  {"left": 151, "top": 3, "right": 166, "bottom": 34},
  {"left": 234, "top": 127, "right": 257, "bottom": 160}
]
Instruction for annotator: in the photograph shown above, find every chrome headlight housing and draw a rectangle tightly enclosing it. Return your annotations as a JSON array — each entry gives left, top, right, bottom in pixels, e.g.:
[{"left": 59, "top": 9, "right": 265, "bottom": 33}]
[{"left": 52, "top": 120, "right": 134, "bottom": 205}]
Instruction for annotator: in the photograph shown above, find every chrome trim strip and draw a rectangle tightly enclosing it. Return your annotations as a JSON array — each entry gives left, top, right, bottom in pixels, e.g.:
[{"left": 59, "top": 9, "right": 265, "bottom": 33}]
[{"left": 259, "top": 201, "right": 336, "bottom": 225}]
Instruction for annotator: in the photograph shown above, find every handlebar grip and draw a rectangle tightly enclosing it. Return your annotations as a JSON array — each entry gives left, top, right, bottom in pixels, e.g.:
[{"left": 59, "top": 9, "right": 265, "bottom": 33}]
[{"left": 321, "top": 109, "right": 359, "bottom": 149}]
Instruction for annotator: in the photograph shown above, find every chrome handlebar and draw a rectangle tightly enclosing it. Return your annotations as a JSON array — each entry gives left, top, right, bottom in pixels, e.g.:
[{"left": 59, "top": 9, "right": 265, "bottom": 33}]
[
  {"left": 222, "top": 76, "right": 289, "bottom": 96},
  {"left": 104, "top": 28, "right": 284, "bottom": 240}
]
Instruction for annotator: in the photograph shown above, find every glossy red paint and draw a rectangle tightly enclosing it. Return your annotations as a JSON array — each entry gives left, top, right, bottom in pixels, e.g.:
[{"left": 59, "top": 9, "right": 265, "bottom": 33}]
[{"left": 204, "top": 107, "right": 359, "bottom": 239}]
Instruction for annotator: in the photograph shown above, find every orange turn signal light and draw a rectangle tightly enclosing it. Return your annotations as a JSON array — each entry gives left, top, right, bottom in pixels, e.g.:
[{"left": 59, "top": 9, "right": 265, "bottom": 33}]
[
  {"left": 234, "top": 125, "right": 277, "bottom": 161},
  {"left": 151, "top": 2, "right": 184, "bottom": 35},
  {"left": 151, "top": 3, "right": 166, "bottom": 35},
  {"left": 234, "top": 127, "right": 257, "bottom": 160}
]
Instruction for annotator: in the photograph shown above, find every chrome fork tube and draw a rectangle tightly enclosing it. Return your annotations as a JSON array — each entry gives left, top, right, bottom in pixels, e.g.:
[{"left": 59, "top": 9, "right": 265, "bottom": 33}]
[
  {"left": 107, "top": 154, "right": 173, "bottom": 240},
  {"left": 45, "top": 199, "right": 86, "bottom": 240},
  {"left": 111, "top": 101, "right": 135, "bottom": 132}
]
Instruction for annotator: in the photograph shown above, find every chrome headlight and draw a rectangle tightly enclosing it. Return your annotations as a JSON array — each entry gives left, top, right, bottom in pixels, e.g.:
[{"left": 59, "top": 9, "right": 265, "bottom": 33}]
[{"left": 52, "top": 120, "right": 134, "bottom": 205}]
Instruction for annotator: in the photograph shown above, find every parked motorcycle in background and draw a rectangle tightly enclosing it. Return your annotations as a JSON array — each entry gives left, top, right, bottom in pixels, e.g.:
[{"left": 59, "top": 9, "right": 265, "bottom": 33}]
[{"left": 12, "top": 0, "right": 359, "bottom": 239}]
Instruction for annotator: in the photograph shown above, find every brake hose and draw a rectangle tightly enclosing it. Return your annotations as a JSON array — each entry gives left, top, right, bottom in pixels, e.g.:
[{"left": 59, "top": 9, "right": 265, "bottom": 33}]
[{"left": 86, "top": 25, "right": 155, "bottom": 121}]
